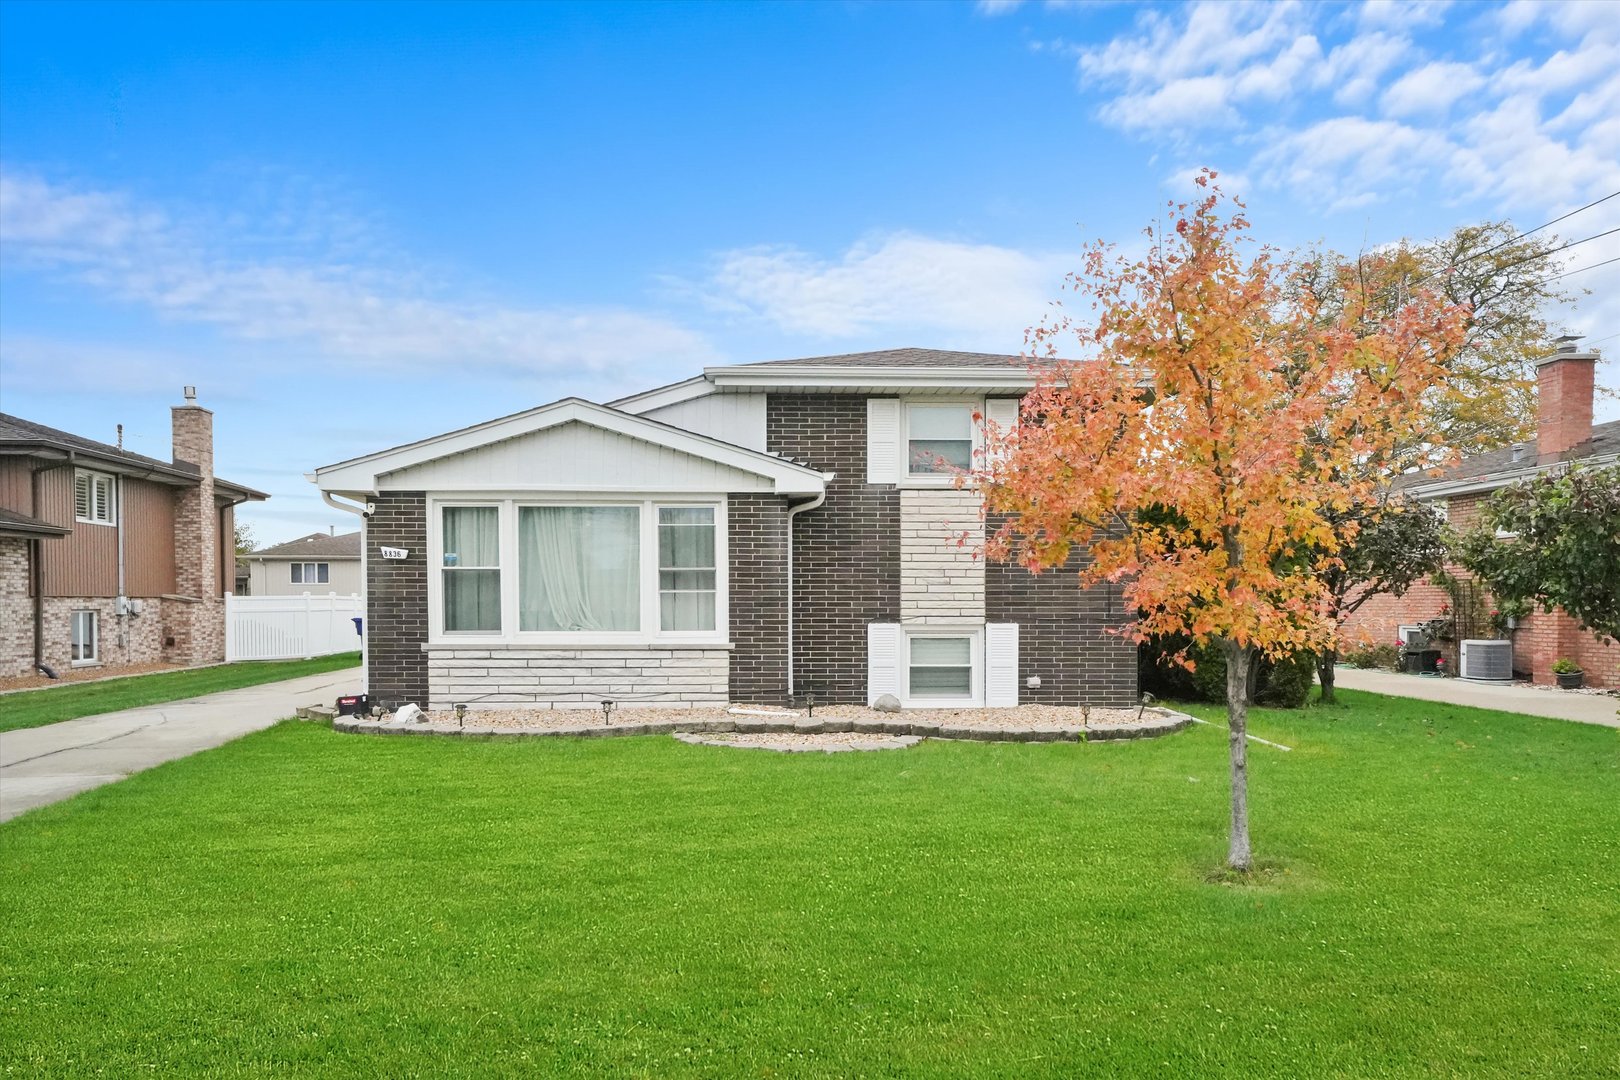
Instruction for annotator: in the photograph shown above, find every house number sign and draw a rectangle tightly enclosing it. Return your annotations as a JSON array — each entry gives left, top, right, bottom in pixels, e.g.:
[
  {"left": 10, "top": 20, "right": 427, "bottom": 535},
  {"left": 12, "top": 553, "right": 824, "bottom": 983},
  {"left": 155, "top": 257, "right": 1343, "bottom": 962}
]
[{"left": 379, "top": 546, "right": 409, "bottom": 560}]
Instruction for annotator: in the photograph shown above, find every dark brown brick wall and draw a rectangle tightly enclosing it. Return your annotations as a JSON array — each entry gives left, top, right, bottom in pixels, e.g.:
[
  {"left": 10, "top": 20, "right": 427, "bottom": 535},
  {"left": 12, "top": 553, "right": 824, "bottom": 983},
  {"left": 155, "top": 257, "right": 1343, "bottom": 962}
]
[
  {"left": 985, "top": 515, "right": 1137, "bottom": 706},
  {"left": 768, "top": 394, "right": 900, "bottom": 703},
  {"left": 366, "top": 491, "right": 428, "bottom": 707},
  {"left": 728, "top": 494, "right": 791, "bottom": 704}
]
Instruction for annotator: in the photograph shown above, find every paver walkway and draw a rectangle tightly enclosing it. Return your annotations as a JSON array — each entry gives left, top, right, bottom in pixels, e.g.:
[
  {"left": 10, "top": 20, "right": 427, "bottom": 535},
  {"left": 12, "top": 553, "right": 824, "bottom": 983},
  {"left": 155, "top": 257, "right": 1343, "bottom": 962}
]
[
  {"left": 1333, "top": 667, "right": 1619, "bottom": 728},
  {"left": 0, "top": 667, "right": 360, "bottom": 822}
]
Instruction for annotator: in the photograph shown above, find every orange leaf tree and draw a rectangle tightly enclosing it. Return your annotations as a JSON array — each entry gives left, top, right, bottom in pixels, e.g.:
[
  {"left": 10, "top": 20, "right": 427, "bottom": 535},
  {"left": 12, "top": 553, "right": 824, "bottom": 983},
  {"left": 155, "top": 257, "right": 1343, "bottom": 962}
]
[{"left": 975, "top": 175, "right": 1465, "bottom": 870}]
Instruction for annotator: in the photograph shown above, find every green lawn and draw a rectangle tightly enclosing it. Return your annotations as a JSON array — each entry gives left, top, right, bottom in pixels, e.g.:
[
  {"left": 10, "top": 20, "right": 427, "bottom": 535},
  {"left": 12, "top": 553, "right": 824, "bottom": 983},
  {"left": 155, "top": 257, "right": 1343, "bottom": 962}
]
[
  {"left": 1, "top": 692, "right": 1616, "bottom": 1077},
  {"left": 0, "top": 652, "right": 361, "bottom": 733}
]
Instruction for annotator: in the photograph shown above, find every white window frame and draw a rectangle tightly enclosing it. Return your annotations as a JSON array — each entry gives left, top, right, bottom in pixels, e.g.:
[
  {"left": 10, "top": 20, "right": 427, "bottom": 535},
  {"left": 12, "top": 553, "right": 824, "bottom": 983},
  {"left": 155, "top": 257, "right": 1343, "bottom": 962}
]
[
  {"left": 71, "top": 609, "right": 100, "bottom": 666},
  {"left": 74, "top": 469, "right": 118, "bottom": 526},
  {"left": 900, "top": 399, "right": 983, "bottom": 487},
  {"left": 657, "top": 506, "right": 719, "bottom": 633},
  {"left": 903, "top": 626, "right": 982, "bottom": 707},
  {"left": 290, "top": 562, "right": 330, "bottom": 585},
  {"left": 427, "top": 493, "right": 729, "bottom": 647}
]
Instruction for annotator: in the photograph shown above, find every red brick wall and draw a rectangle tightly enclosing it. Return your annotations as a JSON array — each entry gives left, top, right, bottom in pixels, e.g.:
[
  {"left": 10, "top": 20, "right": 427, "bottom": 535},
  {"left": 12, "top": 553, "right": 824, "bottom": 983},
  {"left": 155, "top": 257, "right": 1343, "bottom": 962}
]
[{"left": 1341, "top": 492, "right": 1617, "bottom": 687}]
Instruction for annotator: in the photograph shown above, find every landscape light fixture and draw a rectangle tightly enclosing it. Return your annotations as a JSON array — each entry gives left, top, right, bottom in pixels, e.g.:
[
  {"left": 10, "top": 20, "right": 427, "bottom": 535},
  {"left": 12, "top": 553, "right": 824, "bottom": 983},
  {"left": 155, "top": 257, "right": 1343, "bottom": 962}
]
[
  {"left": 600, "top": 699, "right": 616, "bottom": 725},
  {"left": 454, "top": 703, "right": 468, "bottom": 728}
]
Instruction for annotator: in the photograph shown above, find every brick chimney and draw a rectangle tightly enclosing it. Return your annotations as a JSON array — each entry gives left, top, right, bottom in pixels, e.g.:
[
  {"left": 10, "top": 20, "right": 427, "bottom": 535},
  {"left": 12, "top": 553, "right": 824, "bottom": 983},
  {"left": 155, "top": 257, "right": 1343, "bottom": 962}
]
[
  {"left": 166, "top": 386, "right": 222, "bottom": 663},
  {"left": 1535, "top": 342, "right": 1597, "bottom": 463}
]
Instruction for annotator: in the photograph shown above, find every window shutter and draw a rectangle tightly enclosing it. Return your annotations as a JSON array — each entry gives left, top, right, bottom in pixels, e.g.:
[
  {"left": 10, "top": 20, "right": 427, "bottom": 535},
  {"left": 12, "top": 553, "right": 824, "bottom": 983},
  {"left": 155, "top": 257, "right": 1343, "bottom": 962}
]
[
  {"left": 985, "top": 622, "right": 1019, "bottom": 707},
  {"left": 96, "top": 475, "right": 114, "bottom": 523},
  {"left": 75, "top": 472, "right": 91, "bottom": 520},
  {"left": 866, "top": 622, "right": 902, "bottom": 705},
  {"left": 866, "top": 399, "right": 901, "bottom": 484},
  {"left": 983, "top": 398, "right": 1020, "bottom": 465}
]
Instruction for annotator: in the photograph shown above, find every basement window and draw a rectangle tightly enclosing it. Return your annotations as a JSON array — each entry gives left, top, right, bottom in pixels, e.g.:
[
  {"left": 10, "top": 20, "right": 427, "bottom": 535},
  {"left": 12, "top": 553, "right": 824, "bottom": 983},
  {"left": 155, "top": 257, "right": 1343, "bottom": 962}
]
[{"left": 71, "top": 609, "right": 99, "bottom": 665}]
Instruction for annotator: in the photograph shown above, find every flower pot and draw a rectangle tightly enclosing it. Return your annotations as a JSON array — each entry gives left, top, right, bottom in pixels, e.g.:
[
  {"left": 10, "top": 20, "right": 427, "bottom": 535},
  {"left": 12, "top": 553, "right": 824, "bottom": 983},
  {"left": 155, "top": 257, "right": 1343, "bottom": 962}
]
[{"left": 1555, "top": 670, "right": 1584, "bottom": 690}]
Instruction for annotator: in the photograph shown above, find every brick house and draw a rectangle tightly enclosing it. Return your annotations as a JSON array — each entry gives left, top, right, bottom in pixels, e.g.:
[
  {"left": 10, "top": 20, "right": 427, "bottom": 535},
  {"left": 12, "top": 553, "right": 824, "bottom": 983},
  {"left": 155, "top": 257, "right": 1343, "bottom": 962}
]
[
  {"left": 314, "top": 349, "right": 1136, "bottom": 711},
  {"left": 1342, "top": 343, "right": 1619, "bottom": 688},
  {"left": 0, "top": 390, "right": 267, "bottom": 679}
]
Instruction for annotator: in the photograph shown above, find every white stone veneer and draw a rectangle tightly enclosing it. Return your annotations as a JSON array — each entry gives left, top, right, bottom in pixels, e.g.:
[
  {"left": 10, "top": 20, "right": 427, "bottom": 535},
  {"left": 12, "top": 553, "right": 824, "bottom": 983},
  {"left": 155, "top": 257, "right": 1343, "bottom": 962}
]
[
  {"left": 426, "top": 646, "right": 730, "bottom": 710},
  {"left": 900, "top": 488, "right": 984, "bottom": 624}
]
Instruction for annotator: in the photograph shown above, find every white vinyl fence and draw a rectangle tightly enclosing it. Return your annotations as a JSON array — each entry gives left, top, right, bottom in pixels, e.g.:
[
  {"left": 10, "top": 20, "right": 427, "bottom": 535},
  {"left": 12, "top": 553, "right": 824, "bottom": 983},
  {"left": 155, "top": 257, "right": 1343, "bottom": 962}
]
[{"left": 225, "top": 592, "right": 364, "bottom": 662}]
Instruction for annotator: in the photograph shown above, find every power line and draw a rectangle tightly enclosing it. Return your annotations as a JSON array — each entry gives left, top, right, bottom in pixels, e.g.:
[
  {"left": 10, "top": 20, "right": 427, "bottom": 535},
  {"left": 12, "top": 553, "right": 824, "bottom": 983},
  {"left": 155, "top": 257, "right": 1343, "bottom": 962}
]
[
  {"left": 1414, "top": 226, "right": 1620, "bottom": 291},
  {"left": 1405, "top": 189, "right": 1620, "bottom": 288},
  {"left": 1545, "top": 254, "right": 1620, "bottom": 283}
]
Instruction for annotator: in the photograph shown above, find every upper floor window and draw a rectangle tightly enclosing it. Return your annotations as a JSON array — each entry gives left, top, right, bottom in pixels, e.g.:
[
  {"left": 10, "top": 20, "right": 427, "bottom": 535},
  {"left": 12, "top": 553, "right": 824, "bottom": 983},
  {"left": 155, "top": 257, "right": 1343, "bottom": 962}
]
[
  {"left": 290, "top": 562, "right": 330, "bottom": 585},
  {"left": 906, "top": 403, "right": 974, "bottom": 476},
  {"left": 74, "top": 469, "right": 117, "bottom": 526}
]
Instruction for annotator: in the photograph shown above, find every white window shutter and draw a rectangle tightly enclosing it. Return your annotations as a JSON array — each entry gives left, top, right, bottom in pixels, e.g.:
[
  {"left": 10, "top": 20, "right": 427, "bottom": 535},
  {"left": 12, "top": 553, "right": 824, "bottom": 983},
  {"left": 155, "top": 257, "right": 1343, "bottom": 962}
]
[
  {"left": 867, "top": 622, "right": 902, "bottom": 705},
  {"left": 866, "top": 398, "right": 901, "bottom": 484},
  {"left": 983, "top": 398, "right": 1020, "bottom": 465},
  {"left": 985, "top": 622, "right": 1019, "bottom": 707}
]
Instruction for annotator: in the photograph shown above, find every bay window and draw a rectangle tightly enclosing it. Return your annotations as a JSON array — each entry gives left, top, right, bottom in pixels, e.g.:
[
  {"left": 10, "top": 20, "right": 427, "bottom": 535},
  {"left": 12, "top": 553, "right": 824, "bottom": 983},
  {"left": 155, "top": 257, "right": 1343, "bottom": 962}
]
[{"left": 433, "top": 498, "right": 725, "bottom": 642}]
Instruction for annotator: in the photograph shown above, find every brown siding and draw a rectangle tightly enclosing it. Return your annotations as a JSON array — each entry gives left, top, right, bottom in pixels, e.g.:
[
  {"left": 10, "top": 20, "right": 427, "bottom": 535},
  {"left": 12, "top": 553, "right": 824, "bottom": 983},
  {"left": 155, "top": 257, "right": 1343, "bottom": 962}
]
[
  {"left": 39, "top": 467, "right": 117, "bottom": 598},
  {"left": 0, "top": 459, "right": 34, "bottom": 515},
  {"left": 124, "top": 479, "right": 178, "bottom": 597},
  {"left": 218, "top": 504, "right": 234, "bottom": 596}
]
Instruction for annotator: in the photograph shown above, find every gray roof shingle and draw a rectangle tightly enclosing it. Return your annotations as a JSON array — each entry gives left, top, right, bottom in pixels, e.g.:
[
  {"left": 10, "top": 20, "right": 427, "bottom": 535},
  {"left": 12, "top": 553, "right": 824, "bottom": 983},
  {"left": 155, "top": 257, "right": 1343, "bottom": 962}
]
[
  {"left": 0, "top": 412, "right": 268, "bottom": 500},
  {"left": 250, "top": 531, "right": 362, "bottom": 559},
  {"left": 721, "top": 347, "right": 1042, "bottom": 369},
  {"left": 1403, "top": 418, "right": 1620, "bottom": 491}
]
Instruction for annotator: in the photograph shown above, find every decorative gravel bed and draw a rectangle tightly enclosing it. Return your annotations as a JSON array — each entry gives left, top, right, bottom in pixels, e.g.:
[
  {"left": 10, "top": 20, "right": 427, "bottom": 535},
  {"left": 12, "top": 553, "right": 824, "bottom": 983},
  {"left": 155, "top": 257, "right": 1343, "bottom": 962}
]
[
  {"left": 673, "top": 731, "right": 921, "bottom": 753},
  {"left": 335, "top": 702, "right": 1194, "bottom": 743}
]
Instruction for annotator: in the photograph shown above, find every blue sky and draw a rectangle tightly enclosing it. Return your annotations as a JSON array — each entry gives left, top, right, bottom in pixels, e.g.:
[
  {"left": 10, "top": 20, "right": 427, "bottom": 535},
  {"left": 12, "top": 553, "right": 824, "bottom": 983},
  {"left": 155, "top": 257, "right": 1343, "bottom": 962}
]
[{"left": 3, "top": 0, "right": 1617, "bottom": 542}]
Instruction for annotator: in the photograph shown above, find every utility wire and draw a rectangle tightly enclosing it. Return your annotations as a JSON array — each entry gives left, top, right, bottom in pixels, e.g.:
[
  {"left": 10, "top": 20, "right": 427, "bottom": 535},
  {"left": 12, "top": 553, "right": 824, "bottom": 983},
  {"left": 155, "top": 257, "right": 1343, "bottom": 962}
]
[
  {"left": 1405, "top": 190, "right": 1620, "bottom": 288},
  {"left": 1412, "top": 226, "right": 1620, "bottom": 291},
  {"left": 1545, "top": 254, "right": 1620, "bottom": 283}
]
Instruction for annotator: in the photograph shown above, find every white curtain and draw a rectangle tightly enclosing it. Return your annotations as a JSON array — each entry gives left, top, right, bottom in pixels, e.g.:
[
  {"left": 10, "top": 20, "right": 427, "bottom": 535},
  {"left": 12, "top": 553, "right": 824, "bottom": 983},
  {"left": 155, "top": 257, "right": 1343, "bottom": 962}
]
[
  {"left": 443, "top": 506, "right": 500, "bottom": 631},
  {"left": 520, "top": 506, "right": 640, "bottom": 631}
]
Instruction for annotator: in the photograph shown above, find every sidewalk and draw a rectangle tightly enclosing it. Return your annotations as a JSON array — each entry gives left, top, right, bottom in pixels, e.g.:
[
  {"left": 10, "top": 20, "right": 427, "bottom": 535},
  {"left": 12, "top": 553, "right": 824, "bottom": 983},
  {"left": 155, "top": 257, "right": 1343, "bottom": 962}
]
[
  {"left": 1333, "top": 667, "right": 1620, "bottom": 728},
  {"left": 0, "top": 667, "right": 360, "bottom": 822}
]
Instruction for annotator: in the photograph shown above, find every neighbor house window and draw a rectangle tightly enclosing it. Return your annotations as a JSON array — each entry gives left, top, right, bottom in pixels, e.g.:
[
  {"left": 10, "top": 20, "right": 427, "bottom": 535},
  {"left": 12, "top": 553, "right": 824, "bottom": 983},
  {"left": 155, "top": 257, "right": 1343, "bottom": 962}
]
[
  {"left": 71, "top": 609, "right": 99, "bottom": 664},
  {"left": 658, "top": 507, "right": 716, "bottom": 631},
  {"left": 74, "top": 470, "right": 117, "bottom": 525},
  {"left": 290, "top": 562, "right": 330, "bottom": 585},
  {"left": 908, "top": 635, "right": 973, "bottom": 699},
  {"left": 518, "top": 506, "right": 640, "bottom": 632},
  {"left": 906, "top": 403, "right": 974, "bottom": 475},
  {"left": 442, "top": 506, "right": 501, "bottom": 632}
]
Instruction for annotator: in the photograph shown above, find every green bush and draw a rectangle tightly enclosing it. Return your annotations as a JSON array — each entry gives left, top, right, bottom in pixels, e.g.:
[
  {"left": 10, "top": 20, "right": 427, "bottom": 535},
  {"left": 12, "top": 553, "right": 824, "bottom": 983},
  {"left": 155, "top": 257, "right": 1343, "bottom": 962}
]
[
  {"left": 1256, "top": 651, "right": 1315, "bottom": 708},
  {"left": 1341, "top": 643, "right": 1400, "bottom": 671}
]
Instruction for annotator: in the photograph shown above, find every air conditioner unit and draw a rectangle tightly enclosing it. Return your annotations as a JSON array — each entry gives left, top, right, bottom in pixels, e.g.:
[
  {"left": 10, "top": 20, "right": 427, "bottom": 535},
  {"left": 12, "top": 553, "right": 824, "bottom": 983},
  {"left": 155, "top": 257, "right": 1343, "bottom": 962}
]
[{"left": 1460, "top": 639, "right": 1513, "bottom": 683}]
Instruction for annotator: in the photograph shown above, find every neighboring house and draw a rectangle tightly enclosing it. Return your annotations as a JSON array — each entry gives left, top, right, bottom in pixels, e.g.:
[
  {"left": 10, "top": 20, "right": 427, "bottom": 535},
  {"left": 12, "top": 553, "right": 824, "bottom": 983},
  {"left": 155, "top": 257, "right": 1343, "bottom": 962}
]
[
  {"left": 1344, "top": 343, "right": 1618, "bottom": 687},
  {"left": 0, "top": 389, "right": 268, "bottom": 678},
  {"left": 315, "top": 348, "right": 1136, "bottom": 711},
  {"left": 244, "top": 531, "right": 362, "bottom": 596}
]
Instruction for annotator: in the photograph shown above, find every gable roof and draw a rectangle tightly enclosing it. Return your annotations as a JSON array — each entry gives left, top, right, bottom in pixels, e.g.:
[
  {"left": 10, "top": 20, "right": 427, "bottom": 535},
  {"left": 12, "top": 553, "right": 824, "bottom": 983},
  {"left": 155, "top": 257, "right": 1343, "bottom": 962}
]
[
  {"left": 313, "top": 397, "right": 828, "bottom": 497},
  {"left": 1402, "top": 419, "right": 1620, "bottom": 498},
  {"left": 729, "top": 347, "right": 1035, "bottom": 369},
  {"left": 0, "top": 412, "right": 268, "bottom": 502},
  {"left": 250, "top": 531, "right": 362, "bottom": 560}
]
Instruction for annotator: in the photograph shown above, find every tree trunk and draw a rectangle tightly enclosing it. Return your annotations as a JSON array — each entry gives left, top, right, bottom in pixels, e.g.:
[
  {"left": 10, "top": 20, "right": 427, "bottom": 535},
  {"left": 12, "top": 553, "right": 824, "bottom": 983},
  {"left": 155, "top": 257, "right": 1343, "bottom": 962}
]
[
  {"left": 1223, "top": 639, "right": 1254, "bottom": 872},
  {"left": 1318, "top": 647, "right": 1337, "bottom": 705}
]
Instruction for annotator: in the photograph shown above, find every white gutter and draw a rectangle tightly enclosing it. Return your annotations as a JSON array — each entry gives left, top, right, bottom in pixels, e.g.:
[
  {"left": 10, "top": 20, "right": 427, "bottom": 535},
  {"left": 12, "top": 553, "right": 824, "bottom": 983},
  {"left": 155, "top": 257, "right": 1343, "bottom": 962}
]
[
  {"left": 785, "top": 477, "right": 832, "bottom": 699},
  {"left": 316, "top": 481, "right": 371, "bottom": 693},
  {"left": 1406, "top": 452, "right": 1620, "bottom": 499}
]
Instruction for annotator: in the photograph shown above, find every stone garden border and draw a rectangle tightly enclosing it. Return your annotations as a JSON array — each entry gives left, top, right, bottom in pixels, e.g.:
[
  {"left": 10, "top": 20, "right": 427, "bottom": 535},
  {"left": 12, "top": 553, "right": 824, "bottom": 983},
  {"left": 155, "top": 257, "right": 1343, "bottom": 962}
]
[{"left": 332, "top": 707, "right": 1195, "bottom": 743}]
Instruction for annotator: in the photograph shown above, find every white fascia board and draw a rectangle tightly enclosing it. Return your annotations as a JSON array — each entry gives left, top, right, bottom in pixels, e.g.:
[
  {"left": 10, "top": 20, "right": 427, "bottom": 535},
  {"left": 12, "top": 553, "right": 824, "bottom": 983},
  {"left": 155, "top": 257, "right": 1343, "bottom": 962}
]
[
  {"left": 704, "top": 365, "right": 1041, "bottom": 391},
  {"left": 313, "top": 397, "right": 826, "bottom": 496},
  {"left": 1404, "top": 452, "right": 1619, "bottom": 499},
  {"left": 607, "top": 375, "right": 716, "bottom": 413}
]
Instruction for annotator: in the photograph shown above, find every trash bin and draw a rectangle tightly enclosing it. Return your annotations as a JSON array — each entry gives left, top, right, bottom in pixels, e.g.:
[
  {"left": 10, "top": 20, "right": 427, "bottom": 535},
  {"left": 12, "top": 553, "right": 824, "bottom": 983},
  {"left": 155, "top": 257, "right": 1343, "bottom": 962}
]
[{"left": 351, "top": 617, "right": 363, "bottom": 637}]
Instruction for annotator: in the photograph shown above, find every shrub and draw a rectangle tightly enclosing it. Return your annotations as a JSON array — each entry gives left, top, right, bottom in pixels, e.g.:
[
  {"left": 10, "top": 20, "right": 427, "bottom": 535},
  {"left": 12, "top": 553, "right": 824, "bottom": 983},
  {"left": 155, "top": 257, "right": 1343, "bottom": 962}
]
[
  {"left": 1551, "top": 657, "right": 1582, "bottom": 675},
  {"left": 1255, "top": 651, "right": 1315, "bottom": 708},
  {"left": 1341, "top": 643, "right": 1400, "bottom": 671}
]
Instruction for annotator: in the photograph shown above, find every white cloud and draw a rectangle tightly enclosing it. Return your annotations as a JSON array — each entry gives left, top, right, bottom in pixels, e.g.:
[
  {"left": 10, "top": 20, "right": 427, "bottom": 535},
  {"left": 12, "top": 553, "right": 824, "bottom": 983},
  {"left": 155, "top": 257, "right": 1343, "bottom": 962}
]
[
  {"left": 1319, "top": 31, "right": 1412, "bottom": 107},
  {"left": 1357, "top": 0, "right": 1451, "bottom": 31},
  {"left": 699, "top": 233, "right": 1071, "bottom": 342},
  {"left": 1253, "top": 117, "right": 1432, "bottom": 210},
  {"left": 0, "top": 170, "right": 719, "bottom": 382},
  {"left": 1380, "top": 61, "right": 1486, "bottom": 118}
]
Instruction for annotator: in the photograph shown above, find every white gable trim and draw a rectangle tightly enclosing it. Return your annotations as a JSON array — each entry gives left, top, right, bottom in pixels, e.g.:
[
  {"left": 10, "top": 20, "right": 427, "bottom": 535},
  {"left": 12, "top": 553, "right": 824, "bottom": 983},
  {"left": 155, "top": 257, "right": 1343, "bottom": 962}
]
[
  {"left": 706, "top": 365, "right": 1041, "bottom": 392},
  {"left": 607, "top": 375, "right": 716, "bottom": 413},
  {"left": 314, "top": 397, "right": 827, "bottom": 497}
]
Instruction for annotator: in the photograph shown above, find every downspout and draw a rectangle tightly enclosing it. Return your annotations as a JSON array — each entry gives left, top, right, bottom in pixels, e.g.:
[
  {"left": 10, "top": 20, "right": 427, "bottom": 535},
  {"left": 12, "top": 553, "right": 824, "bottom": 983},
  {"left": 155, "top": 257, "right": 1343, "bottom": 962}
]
[
  {"left": 318, "top": 484, "right": 370, "bottom": 693},
  {"left": 784, "top": 474, "right": 832, "bottom": 700}
]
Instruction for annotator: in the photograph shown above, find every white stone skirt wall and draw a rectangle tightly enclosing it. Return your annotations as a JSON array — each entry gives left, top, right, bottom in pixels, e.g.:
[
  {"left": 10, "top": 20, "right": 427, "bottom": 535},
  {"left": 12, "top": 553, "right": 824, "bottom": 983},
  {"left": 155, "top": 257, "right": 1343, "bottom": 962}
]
[{"left": 425, "top": 645, "right": 731, "bottom": 710}]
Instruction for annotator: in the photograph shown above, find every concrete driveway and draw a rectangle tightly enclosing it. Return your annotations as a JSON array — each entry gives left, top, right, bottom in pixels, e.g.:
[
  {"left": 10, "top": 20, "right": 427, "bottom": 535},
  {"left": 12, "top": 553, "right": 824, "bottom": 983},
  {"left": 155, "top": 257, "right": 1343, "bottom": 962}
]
[
  {"left": 1333, "top": 666, "right": 1620, "bottom": 728},
  {"left": 0, "top": 667, "right": 360, "bottom": 823}
]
